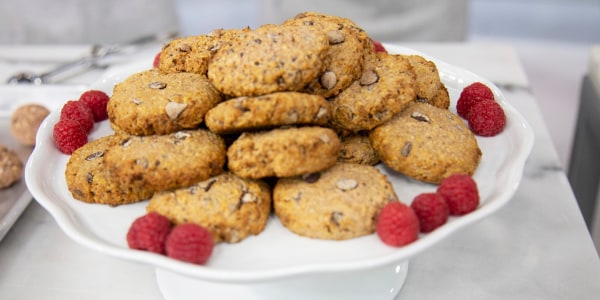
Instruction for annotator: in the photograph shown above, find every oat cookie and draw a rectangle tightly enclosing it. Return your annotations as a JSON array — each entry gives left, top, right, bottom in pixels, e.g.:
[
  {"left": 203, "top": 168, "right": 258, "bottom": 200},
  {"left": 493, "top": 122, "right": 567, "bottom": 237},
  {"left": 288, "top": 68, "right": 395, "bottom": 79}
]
[
  {"left": 207, "top": 23, "right": 330, "bottom": 97},
  {"left": 369, "top": 102, "right": 481, "bottom": 184},
  {"left": 330, "top": 52, "right": 416, "bottom": 132},
  {"left": 405, "top": 54, "right": 450, "bottom": 109},
  {"left": 227, "top": 126, "right": 341, "bottom": 179},
  {"left": 107, "top": 68, "right": 221, "bottom": 136},
  {"left": 428, "top": 84, "right": 451, "bottom": 110},
  {"left": 283, "top": 12, "right": 367, "bottom": 98},
  {"left": 205, "top": 92, "right": 330, "bottom": 134},
  {"left": 147, "top": 172, "right": 271, "bottom": 243},
  {"left": 65, "top": 135, "right": 152, "bottom": 205},
  {"left": 105, "top": 129, "right": 226, "bottom": 193},
  {"left": 0, "top": 144, "right": 23, "bottom": 189},
  {"left": 338, "top": 133, "right": 379, "bottom": 165},
  {"left": 159, "top": 28, "right": 250, "bottom": 75},
  {"left": 273, "top": 162, "right": 397, "bottom": 240}
]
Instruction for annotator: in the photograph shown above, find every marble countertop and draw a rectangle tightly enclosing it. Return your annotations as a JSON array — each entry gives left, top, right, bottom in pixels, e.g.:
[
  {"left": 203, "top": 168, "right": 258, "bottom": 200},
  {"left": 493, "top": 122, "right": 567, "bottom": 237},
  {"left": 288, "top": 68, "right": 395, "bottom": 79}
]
[{"left": 1, "top": 42, "right": 599, "bottom": 299}]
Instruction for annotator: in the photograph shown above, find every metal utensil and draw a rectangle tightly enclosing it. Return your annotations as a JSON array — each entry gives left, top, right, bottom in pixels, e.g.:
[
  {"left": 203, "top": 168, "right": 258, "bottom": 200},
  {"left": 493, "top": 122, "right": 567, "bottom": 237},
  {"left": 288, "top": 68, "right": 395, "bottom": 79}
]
[{"left": 6, "top": 32, "right": 177, "bottom": 85}]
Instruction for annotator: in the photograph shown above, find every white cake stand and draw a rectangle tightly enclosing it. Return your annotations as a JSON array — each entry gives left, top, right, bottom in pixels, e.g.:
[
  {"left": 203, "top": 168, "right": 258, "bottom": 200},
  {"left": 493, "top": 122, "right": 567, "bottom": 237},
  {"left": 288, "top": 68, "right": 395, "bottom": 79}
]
[{"left": 156, "top": 261, "right": 409, "bottom": 300}]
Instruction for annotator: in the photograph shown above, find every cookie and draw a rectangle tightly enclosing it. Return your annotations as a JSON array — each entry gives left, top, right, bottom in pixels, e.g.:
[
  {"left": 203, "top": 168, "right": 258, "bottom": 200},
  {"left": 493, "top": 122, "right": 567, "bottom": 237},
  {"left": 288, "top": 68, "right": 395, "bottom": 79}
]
[
  {"left": 146, "top": 172, "right": 271, "bottom": 243},
  {"left": 369, "top": 102, "right": 481, "bottom": 184},
  {"left": 273, "top": 162, "right": 397, "bottom": 240},
  {"left": 207, "top": 23, "right": 330, "bottom": 97},
  {"left": 428, "top": 83, "right": 451, "bottom": 110},
  {"left": 65, "top": 135, "right": 152, "bottom": 205},
  {"left": 205, "top": 92, "right": 330, "bottom": 134},
  {"left": 338, "top": 133, "right": 380, "bottom": 165},
  {"left": 158, "top": 28, "right": 250, "bottom": 75},
  {"left": 10, "top": 104, "right": 50, "bottom": 146},
  {"left": 0, "top": 144, "right": 23, "bottom": 189},
  {"left": 330, "top": 52, "right": 416, "bottom": 132},
  {"left": 105, "top": 129, "right": 226, "bottom": 193},
  {"left": 227, "top": 126, "right": 341, "bottom": 179},
  {"left": 405, "top": 54, "right": 448, "bottom": 109},
  {"left": 107, "top": 68, "right": 222, "bottom": 136},
  {"left": 283, "top": 12, "right": 367, "bottom": 98}
]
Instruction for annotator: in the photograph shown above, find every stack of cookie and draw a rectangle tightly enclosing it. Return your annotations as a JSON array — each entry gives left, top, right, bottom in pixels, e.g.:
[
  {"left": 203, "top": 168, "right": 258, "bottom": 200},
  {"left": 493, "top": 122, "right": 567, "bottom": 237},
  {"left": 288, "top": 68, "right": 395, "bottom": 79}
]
[{"left": 65, "top": 12, "right": 481, "bottom": 243}]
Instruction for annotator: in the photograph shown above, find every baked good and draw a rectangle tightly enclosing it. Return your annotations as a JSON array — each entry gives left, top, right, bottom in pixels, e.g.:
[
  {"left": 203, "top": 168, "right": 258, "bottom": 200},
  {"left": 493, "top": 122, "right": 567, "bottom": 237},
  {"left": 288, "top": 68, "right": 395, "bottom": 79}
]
[
  {"left": 369, "top": 102, "right": 481, "bottom": 184},
  {"left": 338, "top": 133, "right": 380, "bottom": 165},
  {"left": 107, "top": 68, "right": 222, "bottom": 136},
  {"left": 283, "top": 12, "right": 367, "bottom": 98},
  {"left": 10, "top": 103, "right": 50, "bottom": 146},
  {"left": 207, "top": 23, "right": 330, "bottom": 97},
  {"left": 227, "top": 126, "right": 341, "bottom": 179},
  {"left": 146, "top": 172, "right": 271, "bottom": 243},
  {"left": 0, "top": 144, "right": 23, "bottom": 189},
  {"left": 65, "top": 135, "right": 152, "bottom": 205},
  {"left": 330, "top": 52, "right": 416, "bottom": 132},
  {"left": 273, "top": 162, "right": 397, "bottom": 240},
  {"left": 205, "top": 92, "right": 330, "bottom": 134},
  {"left": 158, "top": 28, "right": 251, "bottom": 75},
  {"left": 405, "top": 54, "right": 450, "bottom": 109},
  {"left": 104, "top": 129, "right": 226, "bottom": 193}
]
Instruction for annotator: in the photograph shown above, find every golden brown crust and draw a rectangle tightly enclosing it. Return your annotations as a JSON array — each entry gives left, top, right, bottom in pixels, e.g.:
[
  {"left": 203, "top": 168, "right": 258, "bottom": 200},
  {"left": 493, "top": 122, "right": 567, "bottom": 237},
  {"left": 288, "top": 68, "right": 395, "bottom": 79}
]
[
  {"left": 107, "top": 69, "right": 221, "bottom": 136},
  {"left": 65, "top": 135, "right": 152, "bottom": 205},
  {"left": 273, "top": 162, "right": 397, "bottom": 240},
  {"left": 338, "top": 133, "right": 380, "bottom": 165},
  {"left": 147, "top": 172, "right": 271, "bottom": 243},
  {"left": 205, "top": 92, "right": 330, "bottom": 134},
  {"left": 207, "top": 24, "right": 330, "bottom": 97},
  {"left": 330, "top": 52, "right": 417, "bottom": 132},
  {"left": 227, "top": 126, "right": 341, "bottom": 179},
  {"left": 105, "top": 129, "right": 226, "bottom": 193},
  {"left": 369, "top": 102, "right": 481, "bottom": 184}
]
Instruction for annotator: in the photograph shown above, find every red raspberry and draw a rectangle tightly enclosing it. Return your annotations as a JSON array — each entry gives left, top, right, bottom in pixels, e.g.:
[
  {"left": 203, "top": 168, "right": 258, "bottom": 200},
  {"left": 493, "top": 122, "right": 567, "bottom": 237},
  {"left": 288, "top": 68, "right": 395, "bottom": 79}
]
[
  {"left": 126, "top": 212, "right": 172, "bottom": 254},
  {"left": 60, "top": 100, "right": 94, "bottom": 132},
  {"left": 410, "top": 193, "right": 449, "bottom": 233},
  {"left": 371, "top": 39, "right": 387, "bottom": 53},
  {"left": 376, "top": 202, "right": 419, "bottom": 247},
  {"left": 456, "top": 82, "right": 495, "bottom": 118},
  {"left": 153, "top": 52, "right": 161, "bottom": 68},
  {"left": 467, "top": 99, "right": 506, "bottom": 136},
  {"left": 53, "top": 119, "right": 88, "bottom": 154},
  {"left": 166, "top": 223, "right": 214, "bottom": 264},
  {"left": 79, "top": 90, "right": 110, "bottom": 122},
  {"left": 437, "top": 174, "right": 479, "bottom": 216}
]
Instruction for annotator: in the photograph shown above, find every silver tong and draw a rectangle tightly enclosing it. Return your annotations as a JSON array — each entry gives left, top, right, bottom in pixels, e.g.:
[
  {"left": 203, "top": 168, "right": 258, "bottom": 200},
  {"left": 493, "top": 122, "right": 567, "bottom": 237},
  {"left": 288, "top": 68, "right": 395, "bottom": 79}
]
[{"left": 6, "top": 32, "right": 177, "bottom": 84}]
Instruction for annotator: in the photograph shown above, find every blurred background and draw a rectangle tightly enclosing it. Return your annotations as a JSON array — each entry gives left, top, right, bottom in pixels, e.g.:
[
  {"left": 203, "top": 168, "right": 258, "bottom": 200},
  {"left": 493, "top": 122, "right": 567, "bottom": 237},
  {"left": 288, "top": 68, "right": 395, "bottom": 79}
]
[{"left": 1, "top": 0, "right": 599, "bottom": 245}]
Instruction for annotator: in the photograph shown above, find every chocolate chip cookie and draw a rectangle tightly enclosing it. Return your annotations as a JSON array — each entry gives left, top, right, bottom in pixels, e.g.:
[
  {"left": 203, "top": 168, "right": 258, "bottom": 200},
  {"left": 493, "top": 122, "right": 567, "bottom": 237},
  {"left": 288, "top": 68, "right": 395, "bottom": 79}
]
[
  {"left": 369, "top": 102, "right": 481, "bottom": 184},
  {"left": 107, "top": 68, "right": 222, "bottom": 136},
  {"left": 205, "top": 92, "right": 330, "bottom": 134},
  {"left": 227, "top": 126, "right": 341, "bottom": 179},
  {"left": 147, "top": 172, "right": 271, "bottom": 243},
  {"left": 273, "top": 162, "right": 397, "bottom": 240}
]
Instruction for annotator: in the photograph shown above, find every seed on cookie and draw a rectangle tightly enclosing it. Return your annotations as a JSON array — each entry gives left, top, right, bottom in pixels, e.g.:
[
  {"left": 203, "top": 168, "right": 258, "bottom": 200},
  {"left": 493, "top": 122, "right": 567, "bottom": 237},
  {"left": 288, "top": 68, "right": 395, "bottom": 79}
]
[
  {"left": 165, "top": 102, "right": 189, "bottom": 120},
  {"left": 359, "top": 69, "right": 378, "bottom": 86}
]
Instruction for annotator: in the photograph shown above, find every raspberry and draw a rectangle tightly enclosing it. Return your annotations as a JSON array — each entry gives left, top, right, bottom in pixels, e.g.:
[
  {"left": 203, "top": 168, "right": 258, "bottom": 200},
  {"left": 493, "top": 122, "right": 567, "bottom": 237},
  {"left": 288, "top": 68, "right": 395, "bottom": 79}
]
[
  {"left": 467, "top": 99, "right": 506, "bottom": 137},
  {"left": 410, "top": 193, "right": 449, "bottom": 233},
  {"left": 60, "top": 100, "right": 94, "bottom": 132},
  {"left": 166, "top": 223, "right": 214, "bottom": 264},
  {"left": 376, "top": 202, "right": 419, "bottom": 247},
  {"left": 53, "top": 119, "right": 88, "bottom": 154},
  {"left": 79, "top": 90, "right": 110, "bottom": 122},
  {"left": 371, "top": 39, "right": 387, "bottom": 53},
  {"left": 437, "top": 174, "right": 479, "bottom": 216},
  {"left": 126, "top": 212, "right": 172, "bottom": 254},
  {"left": 153, "top": 52, "right": 161, "bottom": 68},
  {"left": 456, "top": 82, "right": 494, "bottom": 118}
]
